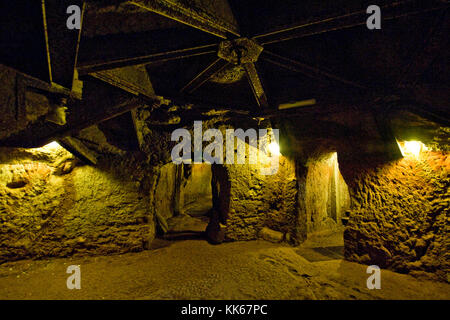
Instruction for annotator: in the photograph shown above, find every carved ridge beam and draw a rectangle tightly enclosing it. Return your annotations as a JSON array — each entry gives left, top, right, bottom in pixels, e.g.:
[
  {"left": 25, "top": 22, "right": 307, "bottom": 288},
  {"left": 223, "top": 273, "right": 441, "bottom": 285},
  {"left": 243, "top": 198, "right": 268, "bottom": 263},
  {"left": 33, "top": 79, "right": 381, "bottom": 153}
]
[
  {"left": 254, "top": 0, "right": 450, "bottom": 45},
  {"left": 14, "top": 71, "right": 73, "bottom": 124}
]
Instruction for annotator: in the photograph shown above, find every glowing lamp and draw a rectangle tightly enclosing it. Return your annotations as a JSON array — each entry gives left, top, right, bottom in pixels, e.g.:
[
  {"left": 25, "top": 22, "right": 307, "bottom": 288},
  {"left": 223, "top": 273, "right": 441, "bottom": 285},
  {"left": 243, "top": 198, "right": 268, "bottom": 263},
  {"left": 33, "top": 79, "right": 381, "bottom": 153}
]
[
  {"left": 400, "top": 140, "right": 428, "bottom": 158},
  {"left": 267, "top": 141, "right": 281, "bottom": 156}
]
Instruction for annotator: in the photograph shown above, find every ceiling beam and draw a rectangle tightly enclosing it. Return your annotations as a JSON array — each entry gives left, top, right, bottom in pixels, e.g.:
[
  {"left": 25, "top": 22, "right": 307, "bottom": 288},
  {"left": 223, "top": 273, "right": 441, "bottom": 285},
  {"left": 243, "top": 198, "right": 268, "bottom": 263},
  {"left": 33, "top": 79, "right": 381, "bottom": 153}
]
[
  {"left": 260, "top": 50, "right": 367, "bottom": 90},
  {"left": 77, "top": 29, "right": 217, "bottom": 74},
  {"left": 180, "top": 58, "right": 230, "bottom": 94},
  {"left": 79, "top": 44, "right": 216, "bottom": 75},
  {"left": 129, "top": 0, "right": 240, "bottom": 39},
  {"left": 0, "top": 80, "right": 158, "bottom": 148},
  {"left": 254, "top": 0, "right": 449, "bottom": 45},
  {"left": 90, "top": 65, "right": 156, "bottom": 98},
  {"left": 0, "top": 97, "right": 144, "bottom": 148},
  {"left": 58, "top": 136, "right": 98, "bottom": 165},
  {"left": 44, "top": 0, "right": 86, "bottom": 89},
  {"left": 243, "top": 62, "right": 269, "bottom": 109}
]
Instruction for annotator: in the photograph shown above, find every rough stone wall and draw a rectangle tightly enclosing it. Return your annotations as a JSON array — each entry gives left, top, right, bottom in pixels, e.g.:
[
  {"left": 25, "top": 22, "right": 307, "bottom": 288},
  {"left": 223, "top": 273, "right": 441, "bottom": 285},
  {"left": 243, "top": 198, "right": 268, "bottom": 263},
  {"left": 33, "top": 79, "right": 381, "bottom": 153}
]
[
  {"left": 212, "top": 156, "right": 300, "bottom": 244},
  {"left": 305, "top": 152, "right": 350, "bottom": 233},
  {"left": 179, "top": 163, "right": 212, "bottom": 216},
  {"left": 151, "top": 163, "right": 178, "bottom": 224},
  {"left": 150, "top": 163, "right": 212, "bottom": 226},
  {"left": 342, "top": 150, "right": 449, "bottom": 282},
  {"left": 209, "top": 140, "right": 351, "bottom": 245},
  {"left": 0, "top": 145, "right": 155, "bottom": 263}
]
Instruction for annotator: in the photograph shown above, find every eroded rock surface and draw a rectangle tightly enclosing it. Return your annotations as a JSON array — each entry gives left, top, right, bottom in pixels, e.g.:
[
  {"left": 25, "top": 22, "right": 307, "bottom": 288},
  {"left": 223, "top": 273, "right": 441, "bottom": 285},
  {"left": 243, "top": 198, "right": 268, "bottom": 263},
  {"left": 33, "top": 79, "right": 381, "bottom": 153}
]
[
  {"left": 342, "top": 151, "right": 449, "bottom": 282},
  {"left": 0, "top": 145, "right": 154, "bottom": 262}
]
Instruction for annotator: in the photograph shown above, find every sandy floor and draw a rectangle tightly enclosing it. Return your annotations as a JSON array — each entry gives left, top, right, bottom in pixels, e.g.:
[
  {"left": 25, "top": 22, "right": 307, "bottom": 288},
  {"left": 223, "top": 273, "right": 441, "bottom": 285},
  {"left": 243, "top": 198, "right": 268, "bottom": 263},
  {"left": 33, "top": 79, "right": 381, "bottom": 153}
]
[{"left": 0, "top": 236, "right": 449, "bottom": 300}]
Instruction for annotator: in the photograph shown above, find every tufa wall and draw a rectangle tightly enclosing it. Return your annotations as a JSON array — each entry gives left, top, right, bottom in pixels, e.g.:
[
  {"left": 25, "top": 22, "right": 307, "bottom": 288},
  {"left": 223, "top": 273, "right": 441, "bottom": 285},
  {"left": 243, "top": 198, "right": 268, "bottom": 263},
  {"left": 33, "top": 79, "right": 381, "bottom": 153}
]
[
  {"left": 0, "top": 145, "right": 155, "bottom": 263},
  {"left": 210, "top": 151, "right": 350, "bottom": 245},
  {"left": 304, "top": 152, "right": 350, "bottom": 234},
  {"left": 342, "top": 150, "right": 449, "bottom": 282},
  {"left": 179, "top": 163, "right": 213, "bottom": 217},
  {"left": 208, "top": 121, "right": 352, "bottom": 245},
  {"left": 211, "top": 155, "right": 300, "bottom": 245},
  {"left": 150, "top": 162, "right": 213, "bottom": 233}
]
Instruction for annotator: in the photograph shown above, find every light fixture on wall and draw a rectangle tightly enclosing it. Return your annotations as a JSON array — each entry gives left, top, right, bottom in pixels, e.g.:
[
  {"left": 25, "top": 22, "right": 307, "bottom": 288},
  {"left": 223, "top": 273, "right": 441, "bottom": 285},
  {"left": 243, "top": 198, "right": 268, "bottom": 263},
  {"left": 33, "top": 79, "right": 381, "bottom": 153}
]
[
  {"left": 263, "top": 127, "right": 282, "bottom": 157},
  {"left": 267, "top": 141, "right": 281, "bottom": 156},
  {"left": 398, "top": 140, "right": 428, "bottom": 159},
  {"left": 30, "top": 141, "right": 70, "bottom": 156},
  {"left": 41, "top": 141, "right": 62, "bottom": 151}
]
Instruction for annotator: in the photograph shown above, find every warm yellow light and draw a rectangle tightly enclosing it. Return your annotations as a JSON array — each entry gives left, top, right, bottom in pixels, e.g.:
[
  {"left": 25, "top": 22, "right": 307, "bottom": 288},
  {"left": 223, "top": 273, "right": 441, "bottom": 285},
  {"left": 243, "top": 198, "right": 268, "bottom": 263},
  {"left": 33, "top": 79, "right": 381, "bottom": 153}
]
[
  {"left": 401, "top": 141, "right": 425, "bottom": 158},
  {"left": 30, "top": 141, "right": 67, "bottom": 154},
  {"left": 267, "top": 141, "right": 281, "bottom": 156},
  {"left": 40, "top": 141, "right": 62, "bottom": 152}
]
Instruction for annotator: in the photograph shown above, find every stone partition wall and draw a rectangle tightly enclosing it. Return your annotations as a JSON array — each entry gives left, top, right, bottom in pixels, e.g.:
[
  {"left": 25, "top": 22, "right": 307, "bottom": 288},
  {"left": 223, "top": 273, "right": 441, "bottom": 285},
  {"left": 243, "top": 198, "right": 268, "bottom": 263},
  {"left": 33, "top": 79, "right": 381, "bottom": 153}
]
[
  {"left": 150, "top": 163, "right": 212, "bottom": 219},
  {"left": 151, "top": 162, "right": 178, "bottom": 225},
  {"left": 211, "top": 156, "right": 300, "bottom": 244},
  {"left": 341, "top": 150, "right": 449, "bottom": 282},
  {"left": 210, "top": 148, "right": 351, "bottom": 245},
  {"left": 0, "top": 145, "right": 155, "bottom": 263},
  {"left": 305, "top": 152, "right": 351, "bottom": 234},
  {"left": 179, "top": 163, "right": 213, "bottom": 217}
]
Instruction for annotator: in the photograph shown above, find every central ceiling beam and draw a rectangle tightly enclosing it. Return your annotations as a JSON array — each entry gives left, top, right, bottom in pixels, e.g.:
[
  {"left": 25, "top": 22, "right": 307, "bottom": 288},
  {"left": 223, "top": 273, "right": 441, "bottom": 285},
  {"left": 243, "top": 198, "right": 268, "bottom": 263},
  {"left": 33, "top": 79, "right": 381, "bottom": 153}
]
[
  {"left": 129, "top": 0, "right": 240, "bottom": 39},
  {"left": 77, "top": 29, "right": 217, "bottom": 74},
  {"left": 254, "top": 0, "right": 449, "bottom": 45}
]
